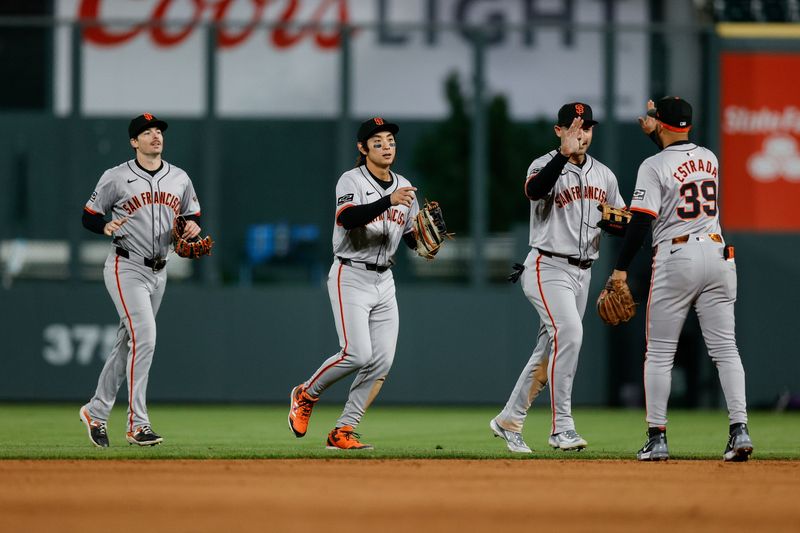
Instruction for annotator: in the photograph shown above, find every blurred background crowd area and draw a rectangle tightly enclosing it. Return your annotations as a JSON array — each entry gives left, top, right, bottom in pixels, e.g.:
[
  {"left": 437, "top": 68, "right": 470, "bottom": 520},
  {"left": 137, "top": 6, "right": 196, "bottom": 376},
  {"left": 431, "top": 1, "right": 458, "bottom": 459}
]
[{"left": 0, "top": 0, "right": 797, "bottom": 286}]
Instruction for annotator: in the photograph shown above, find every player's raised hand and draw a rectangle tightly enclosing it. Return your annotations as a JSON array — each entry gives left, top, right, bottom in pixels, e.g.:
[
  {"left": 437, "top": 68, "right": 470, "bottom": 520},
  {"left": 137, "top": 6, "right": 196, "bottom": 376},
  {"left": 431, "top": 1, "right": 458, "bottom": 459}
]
[
  {"left": 638, "top": 99, "right": 657, "bottom": 135},
  {"left": 104, "top": 217, "right": 128, "bottom": 236},
  {"left": 559, "top": 117, "right": 584, "bottom": 157},
  {"left": 390, "top": 186, "right": 417, "bottom": 207}
]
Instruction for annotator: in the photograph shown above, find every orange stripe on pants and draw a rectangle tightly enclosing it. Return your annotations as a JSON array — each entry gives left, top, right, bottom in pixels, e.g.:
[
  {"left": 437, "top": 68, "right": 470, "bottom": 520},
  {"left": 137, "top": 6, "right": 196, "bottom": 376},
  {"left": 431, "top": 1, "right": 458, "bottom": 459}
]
[
  {"left": 535, "top": 255, "right": 560, "bottom": 435},
  {"left": 114, "top": 256, "right": 138, "bottom": 432}
]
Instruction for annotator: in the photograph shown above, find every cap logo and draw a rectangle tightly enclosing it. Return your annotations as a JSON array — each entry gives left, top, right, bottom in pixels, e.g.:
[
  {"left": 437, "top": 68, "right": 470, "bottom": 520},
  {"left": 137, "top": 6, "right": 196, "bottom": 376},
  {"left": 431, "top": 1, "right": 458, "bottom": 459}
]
[
  {"left": 373, "top": 117, "right": 384, "bottom": 125},
  {"left": 143, "top": 113, "right": 154, "bottom": 120},
  {"left": 575, "top": 104, "right": 584, "bottom": 115}
]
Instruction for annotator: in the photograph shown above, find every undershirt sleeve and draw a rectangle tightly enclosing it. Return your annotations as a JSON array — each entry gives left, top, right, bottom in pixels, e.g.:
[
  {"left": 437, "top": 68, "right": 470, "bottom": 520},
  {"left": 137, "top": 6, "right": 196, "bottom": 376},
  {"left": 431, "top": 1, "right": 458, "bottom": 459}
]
[
  {"left": 337, "top": 195, "right": 392, "bottom": 230},
  {"left": 82, "top": 209, "right": 106, "bottom": 235},
  {"left": 526, "top": 152, "right": 569, "bottom": 200},
  {"left": 614, "top": 211, "right": 655, "bottom": 271},
  {"left": 402, "top": 231, "right": 417, "bottom": 250}
]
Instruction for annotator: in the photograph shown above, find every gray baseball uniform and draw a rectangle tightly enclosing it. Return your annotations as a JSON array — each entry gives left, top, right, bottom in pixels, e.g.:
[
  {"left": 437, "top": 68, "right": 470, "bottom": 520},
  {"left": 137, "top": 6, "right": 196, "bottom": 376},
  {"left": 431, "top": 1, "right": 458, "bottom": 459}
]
[
  {"left": 630, "top": 142, "right": 747, "bottom": 428},
  {"left": 303, "top": 166, "right": 418, "bottom": 428},
  {"left": 82, "top": 159, "right": 200, "bottom": 435},
  {"left": 495, "top": 150, "right": 624, "bottom": 437}
]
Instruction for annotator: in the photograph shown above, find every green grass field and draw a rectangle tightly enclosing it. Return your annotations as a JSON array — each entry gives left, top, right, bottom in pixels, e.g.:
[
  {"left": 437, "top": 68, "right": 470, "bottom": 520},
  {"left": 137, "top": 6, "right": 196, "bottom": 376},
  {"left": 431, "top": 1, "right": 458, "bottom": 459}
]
[{"left": 1, "top": 404, "right": 797, "bottom": 460}]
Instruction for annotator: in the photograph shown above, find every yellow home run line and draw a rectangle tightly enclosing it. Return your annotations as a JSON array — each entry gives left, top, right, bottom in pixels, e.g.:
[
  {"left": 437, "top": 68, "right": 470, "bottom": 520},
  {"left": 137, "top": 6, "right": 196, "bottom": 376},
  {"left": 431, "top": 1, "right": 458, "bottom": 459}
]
[{"left": 717, "top": 23, "right": 800, "bottom": 39}]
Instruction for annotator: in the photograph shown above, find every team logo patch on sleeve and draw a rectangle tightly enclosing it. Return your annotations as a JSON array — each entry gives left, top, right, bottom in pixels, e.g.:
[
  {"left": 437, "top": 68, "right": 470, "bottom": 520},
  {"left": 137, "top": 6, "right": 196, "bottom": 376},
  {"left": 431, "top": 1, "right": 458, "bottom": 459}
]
[
  {"left": 90, "top": 191, "right": 98, "bottom": 202},
  {"left": 632, "top": 189, "right": 646, "bottom": 201},
  {"left": 337, "top": 193, "right": 354, "bottom": 206}
]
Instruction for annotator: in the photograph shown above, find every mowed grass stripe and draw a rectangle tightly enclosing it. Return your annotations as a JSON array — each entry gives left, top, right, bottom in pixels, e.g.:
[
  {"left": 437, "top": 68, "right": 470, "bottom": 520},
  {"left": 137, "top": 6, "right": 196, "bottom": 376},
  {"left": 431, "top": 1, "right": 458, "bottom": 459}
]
[{"left": 0, "top": 404, "right": 797, "bottom": 460}]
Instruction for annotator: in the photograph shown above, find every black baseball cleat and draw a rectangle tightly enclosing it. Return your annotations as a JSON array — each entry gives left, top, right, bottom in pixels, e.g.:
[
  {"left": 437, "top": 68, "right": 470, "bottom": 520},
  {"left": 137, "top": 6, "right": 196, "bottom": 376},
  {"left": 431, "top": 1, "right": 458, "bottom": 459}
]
[
  {"left": 126, "top": 425, "right": 163, "bottom": 446},
  {"left": 637, "top": 426, "right": 669, "bottom": 461},
  {"left": 723, "top": 423, "right": 753, "bottom": 462},
  {"left": 79, "top": 406, "right": 109, "bottom": 448}
]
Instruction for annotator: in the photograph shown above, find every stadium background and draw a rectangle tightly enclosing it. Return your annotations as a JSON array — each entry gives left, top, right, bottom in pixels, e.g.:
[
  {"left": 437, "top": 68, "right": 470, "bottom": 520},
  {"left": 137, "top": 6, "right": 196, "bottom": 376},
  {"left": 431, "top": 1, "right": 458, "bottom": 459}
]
[{"left": 1, "top": 0, "right": 798, "bottom": 413}]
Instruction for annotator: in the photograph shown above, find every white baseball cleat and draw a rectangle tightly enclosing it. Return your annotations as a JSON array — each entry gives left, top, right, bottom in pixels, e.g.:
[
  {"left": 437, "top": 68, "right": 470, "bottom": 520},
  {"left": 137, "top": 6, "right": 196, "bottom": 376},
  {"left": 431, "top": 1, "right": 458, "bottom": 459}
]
[
  {"left": 490, "top": 418, "right": 532, "bottom": 453},
  {"left": 548, "top": 429, "right": 588, "bottom": 451}
]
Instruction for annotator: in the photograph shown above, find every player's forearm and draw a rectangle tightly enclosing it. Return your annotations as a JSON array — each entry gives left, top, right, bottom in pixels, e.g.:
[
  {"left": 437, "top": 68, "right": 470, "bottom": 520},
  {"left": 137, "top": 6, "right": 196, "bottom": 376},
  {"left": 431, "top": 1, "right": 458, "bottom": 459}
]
[
  {"left": 82, "top": 209, "right": 107, "bottom": 235},
  {"left": 614, "top": 211, "right": 654, "bottom": 271},
  {"left": 526, "top": 152, "right": 569, "bottom": 200},
  {"left": 337, "top": 195, "right": 392, "bottom": 230}
]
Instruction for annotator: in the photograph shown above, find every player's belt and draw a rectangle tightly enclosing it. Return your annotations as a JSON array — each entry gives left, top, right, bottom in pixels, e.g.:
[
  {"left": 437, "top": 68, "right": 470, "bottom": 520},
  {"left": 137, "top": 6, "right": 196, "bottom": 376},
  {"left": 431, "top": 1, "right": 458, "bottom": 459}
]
[
  {"left": 337, "top": 257, "right": 390, "bottom": 273},
  {"left": 671, "top": 233, "right": 722, "bottom": 245},
  {"left": 536, "top": 249, "right": 593, "bottom": 270},
  {"left": 116, "top": 247, "right": 167, "bottom": 272}
]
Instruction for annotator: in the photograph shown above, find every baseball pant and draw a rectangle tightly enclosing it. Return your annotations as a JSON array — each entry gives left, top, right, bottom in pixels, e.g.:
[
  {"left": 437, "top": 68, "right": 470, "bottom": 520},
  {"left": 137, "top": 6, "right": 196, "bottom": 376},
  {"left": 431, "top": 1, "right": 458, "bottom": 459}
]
[
  {"left": 305, "top": 261, "right": 399, "bottom": 429},
  {"left": 84, "top": 252, "right": 166, "bottom": 433},
  {"left": 644, "top": 236, "right": 747, "bottom": 427},
  {"left": 496, "top": 249, "right": 591, "bottom": 435}
]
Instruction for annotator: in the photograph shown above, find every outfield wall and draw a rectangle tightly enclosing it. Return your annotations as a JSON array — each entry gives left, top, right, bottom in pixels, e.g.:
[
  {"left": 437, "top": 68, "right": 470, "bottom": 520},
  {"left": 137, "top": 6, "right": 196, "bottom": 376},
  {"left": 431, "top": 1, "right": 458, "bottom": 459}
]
[{"left": 2, "top": 235, "right": 796, "bottom": 409}]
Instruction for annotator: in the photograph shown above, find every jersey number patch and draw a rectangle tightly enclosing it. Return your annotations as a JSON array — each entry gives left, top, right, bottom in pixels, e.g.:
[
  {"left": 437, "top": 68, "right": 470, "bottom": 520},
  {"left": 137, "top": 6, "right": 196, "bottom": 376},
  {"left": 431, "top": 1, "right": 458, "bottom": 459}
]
[{"left": 677, "top": 180, "right": 717, "bottom": 219}]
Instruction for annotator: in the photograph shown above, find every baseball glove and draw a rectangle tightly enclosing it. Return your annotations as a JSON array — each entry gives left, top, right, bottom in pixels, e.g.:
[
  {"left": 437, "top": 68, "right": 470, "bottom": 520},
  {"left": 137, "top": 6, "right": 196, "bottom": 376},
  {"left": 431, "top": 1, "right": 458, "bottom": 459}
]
[
  {"left": 597, "top": 277, "right": 636, "bottom": 326},
  {"left": 172, "top": 216, "right": 213, "bottom": 259},
  {"left": 597, "top": 204, "right": 632, "bottom": 237},
  {"left": 412, "top": 200, "right": 453, "bottom": 259}
]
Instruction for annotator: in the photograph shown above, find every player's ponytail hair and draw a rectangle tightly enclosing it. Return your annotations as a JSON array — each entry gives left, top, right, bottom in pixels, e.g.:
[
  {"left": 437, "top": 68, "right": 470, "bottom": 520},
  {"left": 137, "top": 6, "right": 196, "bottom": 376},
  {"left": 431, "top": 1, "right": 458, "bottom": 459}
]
[{"left": 355, "top": 143, "right": 367, "bottom": 167}]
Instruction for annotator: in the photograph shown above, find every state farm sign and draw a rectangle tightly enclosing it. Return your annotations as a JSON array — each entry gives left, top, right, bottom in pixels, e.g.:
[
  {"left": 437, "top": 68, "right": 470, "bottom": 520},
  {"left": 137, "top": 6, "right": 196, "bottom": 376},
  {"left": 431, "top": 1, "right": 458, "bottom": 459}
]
[
  {"left": 55, "top": 0, "right": 648, "bottom": 119},
  {"left": 721, "top": 53, "right": 800, "bottom": 230}
]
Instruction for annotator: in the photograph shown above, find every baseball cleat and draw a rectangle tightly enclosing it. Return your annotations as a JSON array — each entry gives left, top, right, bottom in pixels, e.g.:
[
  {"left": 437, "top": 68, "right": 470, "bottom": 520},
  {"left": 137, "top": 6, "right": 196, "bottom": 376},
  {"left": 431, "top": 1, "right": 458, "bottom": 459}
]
[
  {"left": 490, "top": 418, "right": 532, "bottom": 453},
  {"left": 79, "top": 406, "right": 109, "bottom": 448},
  {"left": 548, "top": 429, "right": 588, "bottom": 451},
  {"left": 326, "top": 426, "right": 374, "bottom": 450},
  {"left": 637, "top": 427, "right": 669, "bottom": 461},
  {"left": 288, "top": 384, "right": 318, "bottom": 438},
  {"left": 723, "top": 423, "right": 753, "bottom": 462},
  {"left": 126, "top": 425, "right": 163, "bottom": 446}
]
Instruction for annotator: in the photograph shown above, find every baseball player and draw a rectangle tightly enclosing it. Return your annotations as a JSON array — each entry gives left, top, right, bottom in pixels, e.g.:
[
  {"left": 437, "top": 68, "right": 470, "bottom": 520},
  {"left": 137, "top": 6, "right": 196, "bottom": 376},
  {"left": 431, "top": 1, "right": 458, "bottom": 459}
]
[
  {"left": 490, "top": 103, "right": 626, "bottom": 453},
  {"left": 287, "top": 117, "right": 423, "bottom": 450},
  {"left": 603, "top": 97, "right": 753, "bottom": 461},
  {"left": 79, "top": 113, "right": 203, "bottom": 447}
]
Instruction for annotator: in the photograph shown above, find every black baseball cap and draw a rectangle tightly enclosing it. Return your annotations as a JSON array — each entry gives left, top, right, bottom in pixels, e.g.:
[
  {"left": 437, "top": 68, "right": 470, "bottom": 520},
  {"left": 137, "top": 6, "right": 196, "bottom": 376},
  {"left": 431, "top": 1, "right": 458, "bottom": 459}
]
[
  {"left": 129, "top": 113, "right": 169, "bottom": 139},
  {"left": 557, "top": 102, "right": 598, "bottom": 127},
  {"left": 357, "top": 117, "right": 399, "bottom": 144},
  {"left": 647, "top": 96, "right": 692, "bottom": 132}
]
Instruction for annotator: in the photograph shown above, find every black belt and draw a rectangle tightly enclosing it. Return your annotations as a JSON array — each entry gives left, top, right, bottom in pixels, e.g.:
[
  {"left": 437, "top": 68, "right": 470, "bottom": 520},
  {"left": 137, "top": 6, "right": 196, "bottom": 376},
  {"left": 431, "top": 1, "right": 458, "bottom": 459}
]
[
  {"left": 116, "top": 247, "right": 167, "bottom": 272},
  {"left": 536, "top": 249, "right": 593, "bottom": 270},
  {"left": 337, "top": 257, "right": 390, "bottom": 273}
]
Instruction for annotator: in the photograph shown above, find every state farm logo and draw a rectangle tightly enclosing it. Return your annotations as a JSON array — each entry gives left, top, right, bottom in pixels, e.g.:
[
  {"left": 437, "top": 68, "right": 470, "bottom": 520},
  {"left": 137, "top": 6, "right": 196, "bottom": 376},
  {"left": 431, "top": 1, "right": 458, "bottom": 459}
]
[
  {"left": 748, "top": 135, "right": 800, "bottom": 182},
  {"left": 723, "top": 106, "right": 800, "bottom": 134},
  {"left": 724, "top": 106, "right": 800, "bottom": 182}
]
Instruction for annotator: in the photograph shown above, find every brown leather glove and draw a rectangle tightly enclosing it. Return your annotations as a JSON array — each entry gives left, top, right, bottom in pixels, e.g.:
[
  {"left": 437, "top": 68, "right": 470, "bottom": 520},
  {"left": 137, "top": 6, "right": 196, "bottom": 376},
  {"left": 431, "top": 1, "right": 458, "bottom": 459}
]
[
  {"left": 412, "top": 200, "right": 453, "bottom": 260},
  {"left": 172, "top": 216, "right": 213, "bottom": 259},
  {"left": 597, "top": 204, "right": 632, "bottom": 237},
  {"left": 597, "top": 277, "right": 636, "bottom": 325}
]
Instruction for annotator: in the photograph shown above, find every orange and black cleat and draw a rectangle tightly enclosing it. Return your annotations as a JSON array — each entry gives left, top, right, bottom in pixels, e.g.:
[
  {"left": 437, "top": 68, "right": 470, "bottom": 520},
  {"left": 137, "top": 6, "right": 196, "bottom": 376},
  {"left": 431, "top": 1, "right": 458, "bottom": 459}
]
[
  {"left": 288, "top": 384, "right": 318, "bottom": 438},
  {"left": 326, "top": 425, "right": 374, "bottom": 450}
]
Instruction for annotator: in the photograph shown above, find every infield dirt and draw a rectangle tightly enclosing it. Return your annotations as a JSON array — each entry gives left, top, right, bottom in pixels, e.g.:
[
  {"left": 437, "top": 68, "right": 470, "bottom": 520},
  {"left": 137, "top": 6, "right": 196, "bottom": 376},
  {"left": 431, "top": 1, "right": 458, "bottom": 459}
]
[{"left": 1, "top": 459, "right": 798, "bottom": 532}]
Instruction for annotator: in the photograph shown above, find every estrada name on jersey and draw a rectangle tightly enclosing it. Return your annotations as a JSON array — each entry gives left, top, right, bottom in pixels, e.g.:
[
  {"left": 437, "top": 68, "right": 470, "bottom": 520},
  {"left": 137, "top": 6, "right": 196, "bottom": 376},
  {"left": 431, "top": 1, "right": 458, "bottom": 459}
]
[
  {"left": 333, "top": 166, "right": 419, "bottom": 267},
  {"left": 526, "top": 150, "right": 625, "bottom": 261},
  {"left": 85, "top": 160, "right": 201, "bottom": 259},
  {"left": 630, "top": 142, "right": 722, "bottom": 246}
]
